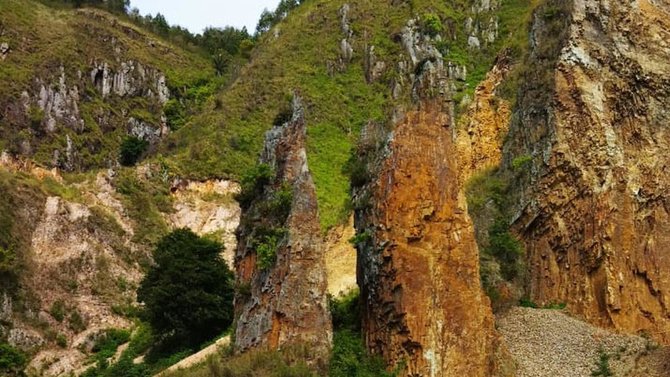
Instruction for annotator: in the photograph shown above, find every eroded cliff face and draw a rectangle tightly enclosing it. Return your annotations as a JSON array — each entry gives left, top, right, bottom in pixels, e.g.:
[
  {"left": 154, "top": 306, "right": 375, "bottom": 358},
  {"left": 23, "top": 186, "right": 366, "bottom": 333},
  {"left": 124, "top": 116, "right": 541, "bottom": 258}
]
[
  {"left": 510, "top": 0, "right": 670, "bottom": 343},
  {"left": 0, "top": 154, "right": 241, "bottom": 376},
  {"left": 169, "top": 179, "right": 241, "bottom": 267},
  {"left": 354, "top": 102, "right": 508, "bottom": 377},
  {"left": 234, "top": 96, "right": 332, "bottom": 363}
]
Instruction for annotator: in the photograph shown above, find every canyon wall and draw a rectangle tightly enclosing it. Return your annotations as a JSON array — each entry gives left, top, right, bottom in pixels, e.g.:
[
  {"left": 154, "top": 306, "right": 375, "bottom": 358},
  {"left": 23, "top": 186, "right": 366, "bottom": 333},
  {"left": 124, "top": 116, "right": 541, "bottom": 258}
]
[{"left": 509, "top": 0, "right": 670, "bottom": 343}]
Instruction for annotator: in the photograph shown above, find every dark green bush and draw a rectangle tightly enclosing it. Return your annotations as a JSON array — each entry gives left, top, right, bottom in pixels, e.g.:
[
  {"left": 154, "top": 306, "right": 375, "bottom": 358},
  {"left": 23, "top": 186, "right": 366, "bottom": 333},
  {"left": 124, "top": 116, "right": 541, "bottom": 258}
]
[
  {"left": 267, "top": 184, "right": 293, "bottom": 221},
  {"left": 329, "top": 289, "right": 361, "bottom": 333},
  {"left": 50, "top": 300, "right": 66, "bottom": 322},
  {"left": 92, "top": 329, "right": 131, "bottom": 359},
  {"left": 56, "top": 333, "right": 68, "bottom": 348},
  {"left": 252, "top": 227, "right": 287, "bottom": 270},
  {"left": 273, "top": 106, "right": 293, "bottom": 127},
  {"left": 329, "top": 330, "right": 395, "bottom": 377},
  {"left": 256, "top": 234, "right": 279, "bottom": 270},
  {"left": 328, "top": 290, "right": 396, "bottom": 377},
  {"left": 235, "top": 164, "right": 274, "bottom": 209},
  {"left": 68, "top": 310, "right": 87, "bottom": 332},
  {"left": 0, "top": 343, "right": 26, "bottom": 376},
  {"left": 119, "top": 136, "right": 149, "bottom": 166},
  {"left": 422, "top": 13, "right": 443, "bottom": 37},
  {"left": 344, "top": 153, "right": 370, "bottom": 189},
  {"left": 163, "top": 100, "right": 186, "bottom": 130},
  {"left": 486, "top": 219, "right": 523, "bottom": 281}
]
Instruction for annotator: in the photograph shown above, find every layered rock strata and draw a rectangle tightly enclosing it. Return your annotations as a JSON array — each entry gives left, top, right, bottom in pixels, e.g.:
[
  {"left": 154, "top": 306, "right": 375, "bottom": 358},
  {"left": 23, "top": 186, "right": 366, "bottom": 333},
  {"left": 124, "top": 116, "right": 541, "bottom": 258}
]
[{"left": 509, "top": 0, "right": 670, "bottom": 343}]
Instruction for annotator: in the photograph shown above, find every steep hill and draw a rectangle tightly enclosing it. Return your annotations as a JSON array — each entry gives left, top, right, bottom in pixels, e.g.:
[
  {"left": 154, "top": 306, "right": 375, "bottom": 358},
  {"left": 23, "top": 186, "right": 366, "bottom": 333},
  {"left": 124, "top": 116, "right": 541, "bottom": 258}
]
[
  {"left": 168, "top": 0, "right": 536, "bottom": 229},
  {"left": 0, "top": 2, "right": 237, "bottom": 375},
  {"left": 0, "top": 0, "right": 212, "bottom": 170}
]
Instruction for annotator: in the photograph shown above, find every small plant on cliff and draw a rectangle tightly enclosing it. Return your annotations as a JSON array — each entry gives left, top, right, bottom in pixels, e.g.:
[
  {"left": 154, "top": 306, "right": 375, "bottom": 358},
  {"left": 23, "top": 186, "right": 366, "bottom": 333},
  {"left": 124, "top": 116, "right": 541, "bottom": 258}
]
[
  {"left": 256, "top": 234, "right": 280, "bottom": 270},
  {"left": 119, "top": 136, "right": 149, "bottom": 166},
  {"left": 511, "top": 155, "right": 533, "bottom": 171},
  {"left": 235, "top": 164, "right": 274, "bottom": 209},
  {"left": 344, "top": 150, "right": 371, "bottom": 189},
  {"left": 422, "top": 13, "right": 443, "bottom": 37},
  {"left": 50, "top": 299, "right": 66, "bottom": 322},
  {"left": 266, "top": 183, "right": 293, "bottom": 222},
  {"left": 487, "top": 218, "right": 523, "bottom": 281},
  {"left": 137, "top": 229, "right": 234, "bottom": 351}
]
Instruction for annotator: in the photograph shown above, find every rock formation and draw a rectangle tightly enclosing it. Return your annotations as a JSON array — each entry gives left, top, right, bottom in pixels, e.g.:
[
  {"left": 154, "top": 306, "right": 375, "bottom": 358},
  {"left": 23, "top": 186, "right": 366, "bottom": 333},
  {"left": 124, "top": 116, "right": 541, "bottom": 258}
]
[
  {"left": 354, "top": 101, "right": 508, "bottom": 377},
  {"left": 234, "top": 96, "right": 332, "bottom": 363},
  {"left": 509, "top": 0, "right": 670, "bottom": 343}
]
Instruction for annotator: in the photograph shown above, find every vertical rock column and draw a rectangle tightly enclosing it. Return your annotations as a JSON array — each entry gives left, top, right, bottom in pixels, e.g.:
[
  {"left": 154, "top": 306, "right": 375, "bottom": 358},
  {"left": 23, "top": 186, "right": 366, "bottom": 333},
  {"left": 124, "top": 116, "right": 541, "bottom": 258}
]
[
  {"left": 355, "top": 102, "right": 505, "bottom": 377},
  {"left": 234, "top": 96, "right": 332, "bottom": 362}
]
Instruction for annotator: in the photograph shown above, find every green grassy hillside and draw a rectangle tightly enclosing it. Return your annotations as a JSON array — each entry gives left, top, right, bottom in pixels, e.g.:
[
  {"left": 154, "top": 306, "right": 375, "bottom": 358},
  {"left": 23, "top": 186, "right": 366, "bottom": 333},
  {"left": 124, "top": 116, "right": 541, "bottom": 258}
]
[
  {"left": 0, "top": 0, "right": 213, "bottom": 169},
  {"left": 0, "top": 0, "right": 537, "bottom": 230},
  {"left": 168, "top": 0, "right": 538, "bottom": 230}
]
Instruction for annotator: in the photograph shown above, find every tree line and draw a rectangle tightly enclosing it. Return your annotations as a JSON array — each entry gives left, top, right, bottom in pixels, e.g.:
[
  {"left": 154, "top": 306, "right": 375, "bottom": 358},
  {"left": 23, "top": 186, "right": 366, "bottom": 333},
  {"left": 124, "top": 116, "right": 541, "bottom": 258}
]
[{"left": 42, "top": 0, "right": 306, "bottom": 75}]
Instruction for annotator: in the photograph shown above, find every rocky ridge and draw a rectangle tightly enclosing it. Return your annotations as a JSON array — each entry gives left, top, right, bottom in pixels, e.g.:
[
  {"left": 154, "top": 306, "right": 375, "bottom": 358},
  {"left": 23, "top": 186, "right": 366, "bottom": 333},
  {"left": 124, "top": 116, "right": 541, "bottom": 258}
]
[{"left": 234, "top": 95, "right": 332, "bottom": 364}]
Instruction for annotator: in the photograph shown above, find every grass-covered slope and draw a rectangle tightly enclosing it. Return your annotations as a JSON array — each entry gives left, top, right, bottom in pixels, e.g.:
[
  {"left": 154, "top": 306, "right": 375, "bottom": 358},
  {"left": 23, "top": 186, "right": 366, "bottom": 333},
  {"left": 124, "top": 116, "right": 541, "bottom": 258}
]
[
  {"left": 0, "top": 0, "right": 213, "bottom": 169},
  {"left": 168, "top": 0, "right": 538, "bottom": 230},
  {"left": 0, "top": 0, "right": 210, "bottom": 96}
]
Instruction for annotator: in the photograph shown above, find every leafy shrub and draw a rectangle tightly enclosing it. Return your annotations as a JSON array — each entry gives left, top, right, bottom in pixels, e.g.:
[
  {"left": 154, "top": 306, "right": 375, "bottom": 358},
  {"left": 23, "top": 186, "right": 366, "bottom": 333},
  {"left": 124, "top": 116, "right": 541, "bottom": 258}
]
[
  {"left": 164, "top": 99, "right": 186, "bottom": 130},
  {"left": 0, "top": 343, "right": 27, "bottom": 376},
  {"left": 348, "top": 231, "right": 372, "bottom": 248},
  {"left": 465, "top": 169, "right": 507, "bottom": 212},
  {"left": 68, "top": 310, "right": 87, "bottom": 332},
  {"left": 50, "top": 300, "right": 66, "bottom": 322},
  {"left": 328, "top": 290, "right": 397, "bottom": 377},
  {"left": 256, "top": 234, "right": 280, "bottom": 270},
  {"left": 422, "top": 13, "right": 443, "bottom": 37},
  {"left": 137, "top": 229, "right": 234, "bottom": 350},
  {"left": 252, "top": 227, "right": 287, "bottom": 270},
  {"left": 235, "top": 164, "right": 274, "bottom": 209},
  {"left": 344, "top": 153, "right": 370, "bottom": 189},
  {"left": 329, "top": 289, "right": 361, "bottom": 333},
  {"left": 267, "top": 184, "right": 293, "bottom": 221},
  {"left": 92, "top": 329, "right": 131, "bottom": 359},
  {"left": 329, "top": 330, "right": 395, "bottom": 377},
  {"left": 119, "top": 136, "right": 149, "bottom": 166},
  {"left": 56, "top": 333, "right": 68, "bottom": 348},
  {"left": 486, "top": 219, "right": 523, "bottom": 281}
]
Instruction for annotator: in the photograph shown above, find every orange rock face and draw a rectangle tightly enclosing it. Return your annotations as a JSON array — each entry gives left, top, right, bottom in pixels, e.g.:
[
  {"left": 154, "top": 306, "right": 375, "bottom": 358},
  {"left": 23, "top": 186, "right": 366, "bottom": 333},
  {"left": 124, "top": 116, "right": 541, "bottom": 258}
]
[
  {"left": 356, "top": 103, "right": 506, "bottom": 377},
  {"left": 234, "top": 97, "right": 332, "bottom": 362},
  {"left": 510, "top": 0, "right": 670, "bottom": 343}
]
